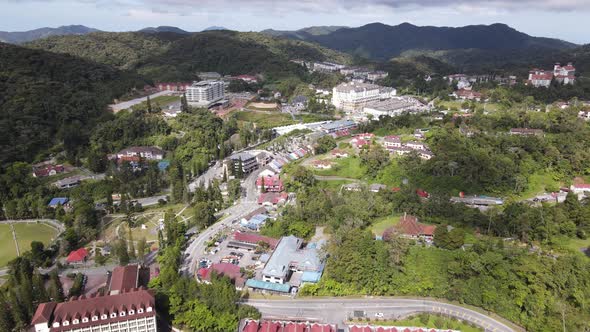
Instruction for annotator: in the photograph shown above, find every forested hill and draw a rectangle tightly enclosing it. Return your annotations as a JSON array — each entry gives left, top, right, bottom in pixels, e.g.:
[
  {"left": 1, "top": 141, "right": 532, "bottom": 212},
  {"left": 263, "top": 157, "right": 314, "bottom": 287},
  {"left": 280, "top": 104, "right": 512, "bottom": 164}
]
[
  {"left": 0, "top": 42, "right": 148, "bottom": 165},
  {"left": 266, "top": 22, "right": 577, "bottom": 60},
  {"left": 27, "top": 30, "right": 353, "bottom": 81}
]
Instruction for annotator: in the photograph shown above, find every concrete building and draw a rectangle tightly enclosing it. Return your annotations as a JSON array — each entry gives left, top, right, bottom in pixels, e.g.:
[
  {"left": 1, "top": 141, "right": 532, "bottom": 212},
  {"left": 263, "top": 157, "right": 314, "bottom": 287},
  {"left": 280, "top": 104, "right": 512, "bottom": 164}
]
[
  {"left": 553, "top": 62, "right": 576, "bottom": 84},
  {"left": 109, "top": 265, "right": 140, "bottom": 295},
  {"left": 312, "top": 62, "right": 345, "bottom": 72},
  {"left": 363, "top": 98, "right": 418, "bottom": 118},
  {"left": 227, "top": 152, "right": 259, "bottom": 175},
  {"left": 261, "top": 236, "right": 323, "bottom": 285},
  {"left": 116, "top": 147, "right": 165, "bottom": 161},
  {"left": 32, "top": 288, "right": 156, "bottom": 332},
  {"left": 332, "top": 82, "right": 396, "bottom": 112},
  {"left": 186, "top": 80, "right": 225, "bottom": 107}
]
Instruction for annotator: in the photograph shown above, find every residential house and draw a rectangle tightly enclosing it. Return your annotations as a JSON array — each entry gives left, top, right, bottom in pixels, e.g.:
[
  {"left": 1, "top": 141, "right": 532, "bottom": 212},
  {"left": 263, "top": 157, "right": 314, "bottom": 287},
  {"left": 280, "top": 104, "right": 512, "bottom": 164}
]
[
  {"left": 229, "top": 232, "right": 279, "bottom": 251},
  {"left": 155, "top": 82, "right": 191, "bottom": 91},
  {"left": 570, "top": 183, "right": 590, "bottom": 196},
  {"left": 452, "top": 89, "right": 483, "bottom": 101},
  {"left": 197, "top": 263, "right": 245, "bottom": 289},
  {"left": 394, "top": 214, "right": 436, "bottom": 242},
  {"left": 33, "top": 164, "right": 65, "bottom": 178},
  {"left": 405, "top": 141, "right": 427, "bottom": 150},
  {"left": 257, "top": 192, "right": 288, "bottom": 206},
  {"left": 369, "top": 184, "right": 387, "bottom": 193},
  {"left": 331, "top": 149, "right": 349, "bottom": 158},
  {"left": 312, "top": 160, "right": 333, "bottom": 169},
  {"left": 116, "top": 146, "right": 165, "bottom": 161},
  {"left": 108, "top": 265, "right": 139, "bottom": 295},
  {"left": 256, "top": 175, "right": 284, "bottom": 192},
  {"left": 53, "top": 176, "right": 82, "bottom": 189},
  {"left": 383, "top": 136, "right": 402, "bottom": 149},
  {"left": 240, "top": 320, "right": 337, "bottom": 332}
]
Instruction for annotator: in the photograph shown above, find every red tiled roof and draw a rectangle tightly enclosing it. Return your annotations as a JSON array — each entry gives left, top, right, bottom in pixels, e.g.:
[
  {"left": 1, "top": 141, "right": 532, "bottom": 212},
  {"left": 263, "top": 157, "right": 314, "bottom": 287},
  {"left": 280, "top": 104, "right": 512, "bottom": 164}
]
[
  {"left": 395, "top": 215, "right": 436, "bottom": 237},
  {"left": 35, "top": 289, "right": 155, "bottom": 331},
  {"left": 259, "top": 321, "right": 282, "bottom": 332},
  {"left": 200, "top": 263, "right": 241, "bottom": 282},
  {"left": 573, "top": 183, "right": 590, "bottom": 189},
  {"left": 243, "top": 320, "right": 259, "bottom": 332},
  {"left": 257, "top": 175, "right": 284, "bottom": 189},
  {"left": 32, "top": 302, "right": 57, "bottom": 325},
  {"left": 257, "top": 192, "right": 288, "bottom": 205},
  {"left": 285, "top": 322, "right": 309, "bottom": 332},
  {"left": 109, "top": 265, "right": 139, "bottom": 294},
  {"left": 66, "top": 248, "right": 88, "bottom": 263},
  {"left": 384, "top": 135, "right": 401, "bottom": 142},
  {"left": 309, "top": 323, "right": 333, "bottom": 332},
  {"left": 349, "top": 326, "right": 372, "bottom": 332},
  {"left": 233, "top": 232, "right": 279, "bottom": 249}
]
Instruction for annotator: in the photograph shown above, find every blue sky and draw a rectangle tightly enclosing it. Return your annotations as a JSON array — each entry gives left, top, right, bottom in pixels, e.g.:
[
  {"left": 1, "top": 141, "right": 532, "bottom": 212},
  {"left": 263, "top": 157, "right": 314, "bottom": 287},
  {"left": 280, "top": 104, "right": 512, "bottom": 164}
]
[{"left": 2, "top": 0, "right": 590, "bottom": 44}]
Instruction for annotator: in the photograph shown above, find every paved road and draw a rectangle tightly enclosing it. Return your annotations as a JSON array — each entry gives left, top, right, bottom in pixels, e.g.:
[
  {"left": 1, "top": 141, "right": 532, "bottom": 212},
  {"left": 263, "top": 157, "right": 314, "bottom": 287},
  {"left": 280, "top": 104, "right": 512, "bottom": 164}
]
[
  {"left": 246, "top": 298, "right": 518, "bottom": 332},
  {"left": 184, "top": 168, "right": 264, "bottom": 275},
  {"left": 0, "top": 218, "right": 65, "bottom": 232},
  {"left": 109, "top": 91, "right": 175, "bottom": 112},
  {"left": 135, "top": 195, "right": 168, "bottom": 207},
  {"left": 189, "top": 161, "right": 222, "bottom": 191}
]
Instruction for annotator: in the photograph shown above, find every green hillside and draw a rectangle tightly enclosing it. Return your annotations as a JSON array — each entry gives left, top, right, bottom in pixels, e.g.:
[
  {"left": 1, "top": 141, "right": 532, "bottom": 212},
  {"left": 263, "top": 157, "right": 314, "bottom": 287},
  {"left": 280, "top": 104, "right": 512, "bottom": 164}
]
[
  {"left": 28, "top": 30, "right": 352, "bottom": 81},
  {"left": 0, "top": 42, "right": 148, "bottom": 164}
]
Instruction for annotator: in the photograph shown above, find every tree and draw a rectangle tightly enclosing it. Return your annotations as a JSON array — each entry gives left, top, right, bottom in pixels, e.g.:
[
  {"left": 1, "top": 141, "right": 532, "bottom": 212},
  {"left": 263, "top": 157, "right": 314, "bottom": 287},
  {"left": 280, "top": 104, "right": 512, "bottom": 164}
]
[
  {"left": 0, "top": 294, "right": 15, "bottom": 332},
  {"left": 128, "top": 229, "right": 136, "bottom": 261},
  {"left": 137, "top": 237, "right": 147, "bottom": 263},
  {"left": 116, "top": 236, "right": 130, "bottom": 266},
  {"left": 260, "top": 176, "right": 266, "bottom": 193},
  {"left": 48, "top": 270, "right": 64, "bottom": 302},
  {"left": 315, "top": 135, "right": 337, "bottom": 154},
  {"left": 32, "top": 271, "right": 49, "bottom": 303},
  {"left": 30, "top": 241, "right": 45, "bottom": 265},
  {"left": 95, "top": 248, "right": 107, "bottom": 266},
  {"left": 146, "top": 95, "right": 153, "bottom": 113}
]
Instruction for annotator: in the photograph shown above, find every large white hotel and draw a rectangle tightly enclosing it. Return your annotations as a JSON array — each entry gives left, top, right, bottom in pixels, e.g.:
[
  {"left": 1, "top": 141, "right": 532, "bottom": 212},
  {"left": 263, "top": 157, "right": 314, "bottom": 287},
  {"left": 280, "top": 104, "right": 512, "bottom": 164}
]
[
  {"left": 332, "top": 82, "right": 396, "bottom": 112},
  {"left": 186, "top": 80, "right": 225, "bottom": 107}
]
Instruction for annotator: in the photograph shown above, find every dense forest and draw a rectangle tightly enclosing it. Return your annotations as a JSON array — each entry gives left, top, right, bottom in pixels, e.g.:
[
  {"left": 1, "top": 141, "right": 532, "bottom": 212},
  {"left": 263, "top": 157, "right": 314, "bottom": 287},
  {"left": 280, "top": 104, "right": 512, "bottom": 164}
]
[
  {"left": 27, "top": 31, "right": 352, "bottom": 81},
  {"left": 0, "top": 42, "right": 147, "bottom": 165}
]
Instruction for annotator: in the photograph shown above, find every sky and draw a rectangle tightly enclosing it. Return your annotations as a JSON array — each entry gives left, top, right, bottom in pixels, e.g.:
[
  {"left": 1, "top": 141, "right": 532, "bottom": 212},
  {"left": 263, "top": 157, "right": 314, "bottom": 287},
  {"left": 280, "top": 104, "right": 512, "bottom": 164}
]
[{"left": 2, "top": 0, "right": 590, "bottom": 44}]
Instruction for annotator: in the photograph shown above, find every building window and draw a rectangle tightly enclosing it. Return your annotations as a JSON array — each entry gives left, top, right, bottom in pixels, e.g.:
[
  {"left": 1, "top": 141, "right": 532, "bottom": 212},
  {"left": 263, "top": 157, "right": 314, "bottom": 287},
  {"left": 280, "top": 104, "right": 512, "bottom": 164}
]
[
  {"left": 92, "top": 316, "right": 98, "bottom": 321},
  {"left": 52, "top": 322, "right": 60, "bottom": 328},
  {"left": 146, "top": 307, "right": 153, "bottom": 312},
  {"left": 119, "top": 311, "right": 126, "bottom": 317},
  {"left": 73, "top": 319, "right": 79, "bottom": 324},
  {"left": 82, "top": 317, "right": 89, "bottom": 323},
  {"left": 110, "top": 313, "right": 117, "bottom": 318},
  {"left": 101, "top": 314, "right": 108, "bottom": 320},
  {"left": 63, "top": 320, "right": 69, "bottom": 326},
  {"left": 128, "top": 310, "right": 135, "bottom": 315},
  {"left": 137, "top": 308, "right": 144, "bottom": 313}
]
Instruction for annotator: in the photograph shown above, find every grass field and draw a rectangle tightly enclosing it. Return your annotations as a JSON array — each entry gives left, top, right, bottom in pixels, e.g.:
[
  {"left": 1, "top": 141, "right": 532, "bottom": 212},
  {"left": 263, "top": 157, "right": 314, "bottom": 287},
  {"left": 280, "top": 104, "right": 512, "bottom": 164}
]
[
  {"left": 553, "top": 235, "right": 590, "bottom": 257},
  {"left": 314, "top": 157, "right": 367, "bottom": 179},
  {"left": 437, "top": 100, "right": 501, "bottom": 113},
  {"left": 0, "top": 225, "right": 17, "bottom": 268},
  {"left": 516, "top": 171, "right": 561, "bottom": 199},
  {"left": 131, "top": 95, "right": 180, "bottom": 111},
  {"left": 0, "top": 223, "right": 59, "bottom": 267},
  {"left": 357, "top": 314, "right": 483, "bottom": 332},
  {"left": 235, "top": 111, "right": 296, "bottom": 128},
  {"left": 370, "top": 215, "right": 402, "bottom": 236}
]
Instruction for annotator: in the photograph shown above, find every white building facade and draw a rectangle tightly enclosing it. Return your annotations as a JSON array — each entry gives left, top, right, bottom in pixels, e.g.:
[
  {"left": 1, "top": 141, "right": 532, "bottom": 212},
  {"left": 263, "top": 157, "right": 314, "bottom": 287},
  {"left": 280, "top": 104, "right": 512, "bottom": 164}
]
[
  {"left": 186, "top": 80, "right": 225, "bottom": 107},
  {"left": 332, "top": 82, "right": 396, "bottom": 112}
]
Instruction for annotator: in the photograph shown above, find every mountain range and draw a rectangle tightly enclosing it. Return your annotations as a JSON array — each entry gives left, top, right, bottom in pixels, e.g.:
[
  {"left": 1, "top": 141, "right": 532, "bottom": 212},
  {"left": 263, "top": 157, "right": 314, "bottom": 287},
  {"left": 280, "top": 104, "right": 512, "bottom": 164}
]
[
  {"left": 0, "top": 25, "right": 100, "bottom": 44},
  {"left": 262, "top": 22, "right": 578, "bottom": 60}
]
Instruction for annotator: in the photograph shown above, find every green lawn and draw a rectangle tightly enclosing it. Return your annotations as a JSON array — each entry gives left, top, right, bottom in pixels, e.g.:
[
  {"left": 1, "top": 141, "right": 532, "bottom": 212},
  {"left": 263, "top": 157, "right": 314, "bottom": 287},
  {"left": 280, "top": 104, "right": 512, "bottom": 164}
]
[
  {"left": 13, "top": 223, "right": 59, "bottom": 254},
  {"left": 516, "top": 171, "right": 561, "bottom": 199},
  {"left": 235, "top": 111, "right": 296, "bottom": 128},
  {"left": 370, "top": 215, "right": 402, "bottom": 236},
  {"left": 360, "top": 314, "right": 483, "bottom": 332},
  {"left": 314, "top": 157, "right": 366, "bottom": 179},
  {"left": 553, "top": 235, "right": 590, "bottom": 256},
  {"left": 0, "top": 225, "right": 17, "bottom": 268},
  {"left": 0, "top": 223, "right": 59, "bottom": 267},
  {"left": 131, "top": 95, "right": 180, "bottom": 111}
]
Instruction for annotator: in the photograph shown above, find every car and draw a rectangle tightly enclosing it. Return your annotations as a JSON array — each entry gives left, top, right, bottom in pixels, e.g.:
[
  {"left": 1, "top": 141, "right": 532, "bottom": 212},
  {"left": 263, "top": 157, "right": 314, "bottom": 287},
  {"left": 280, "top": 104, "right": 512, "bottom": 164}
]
[{"left": 374, "top": 313, "right": 384, "bottom": 318}]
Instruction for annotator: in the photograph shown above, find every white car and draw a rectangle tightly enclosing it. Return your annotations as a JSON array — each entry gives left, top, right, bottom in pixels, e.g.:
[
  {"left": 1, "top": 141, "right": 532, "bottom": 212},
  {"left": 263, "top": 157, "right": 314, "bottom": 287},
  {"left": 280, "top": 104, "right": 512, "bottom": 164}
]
[{"left": 374, "top": 313, "right": 384, "bottom": 318}]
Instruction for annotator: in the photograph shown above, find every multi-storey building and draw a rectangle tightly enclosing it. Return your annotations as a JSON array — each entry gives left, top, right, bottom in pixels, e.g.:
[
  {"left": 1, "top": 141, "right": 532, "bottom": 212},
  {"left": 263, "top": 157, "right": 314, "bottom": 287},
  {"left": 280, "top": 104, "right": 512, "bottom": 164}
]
[
  {"left": 227, "top": 152, "right": 259, "bottom": 176},
  {"left": 332, "top": 82, "right": 396, "bottom": 112},
  {"left": 553, "top": 62, "right": 576, "bottom": 84},
  {"left": 186, "top": 80, "right": 225, "bottom": 107},
  {"left": 32, "top": 288, "right": 156, "bottom": 332}
]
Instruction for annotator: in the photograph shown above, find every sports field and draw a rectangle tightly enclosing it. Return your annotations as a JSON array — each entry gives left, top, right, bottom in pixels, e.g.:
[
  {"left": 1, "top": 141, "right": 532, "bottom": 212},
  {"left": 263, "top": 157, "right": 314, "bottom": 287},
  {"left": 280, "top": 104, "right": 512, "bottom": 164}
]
[{"left": 0, "top": 223, "right": 59, "bottom": 267}]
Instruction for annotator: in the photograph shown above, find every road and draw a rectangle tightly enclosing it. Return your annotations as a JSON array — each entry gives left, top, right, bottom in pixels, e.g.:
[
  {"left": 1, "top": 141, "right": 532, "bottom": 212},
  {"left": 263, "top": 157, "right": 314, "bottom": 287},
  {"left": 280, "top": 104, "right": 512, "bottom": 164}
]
[
  {"left": 109, "top": 91, "right": 175, "bottom": 112},
  {"left": 246, "top": 298, "right": 518, "bottom": 332},
  {"left": 135, "top": 195, "right": 168, "bottom": 207},
  {"left": 189, "top": 161, "right": 222, "bottom": 191},
  {"left": 184, "top": 168, "right": 264, "bottom": 275}
]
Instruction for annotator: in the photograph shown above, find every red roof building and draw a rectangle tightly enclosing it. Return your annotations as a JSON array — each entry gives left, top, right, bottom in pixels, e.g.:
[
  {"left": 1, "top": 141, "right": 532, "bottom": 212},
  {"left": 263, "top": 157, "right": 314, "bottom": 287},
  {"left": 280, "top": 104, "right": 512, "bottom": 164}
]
[
  {"left": 109, "top": 265, "right": 139, "bottom": 295},
  {"left": 310, "top": 323, "right": 335, "bottom": 332},
  {"left": 453, "top": 89, "right": 483, "bottom": 101},
  {"left": 257, "top": 192, "right": 289, "bottom": 206},
  {"left": 285, "top": 322, "right": 309, "bottom": 332},
  {"left": 256, "top": 175, "right": 284, "bottom": 192},
  {"left": 33, "top": 164, "right": 65, "bottom": 178},
  {"left": 394, "top": 214, "right": 436, "bottom": 241},
  {"left": 197, "top": 262, "right": 245, "bottom": 288},
  {"left": 66, "top": 248, "right": 88, "bottom": 264},
  {"left": 233, "top": 232, "right": 279, "bottom": 249},
  {"left": 259, "top": 321, "right": 282, "bottom": 332},
  {"left": 31, "top": 288, "right": 156, "bottom": 332}
]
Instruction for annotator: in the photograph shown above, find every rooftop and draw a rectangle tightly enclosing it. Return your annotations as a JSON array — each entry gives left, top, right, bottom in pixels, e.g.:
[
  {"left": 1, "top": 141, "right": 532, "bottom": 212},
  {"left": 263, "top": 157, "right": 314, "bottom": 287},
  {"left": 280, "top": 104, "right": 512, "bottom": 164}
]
[
  {"left": 262, "top": 235, "right": 323, "bottom": 279},
  {"left": 109, "top": 265, "right": 139, "bottom": 294}
]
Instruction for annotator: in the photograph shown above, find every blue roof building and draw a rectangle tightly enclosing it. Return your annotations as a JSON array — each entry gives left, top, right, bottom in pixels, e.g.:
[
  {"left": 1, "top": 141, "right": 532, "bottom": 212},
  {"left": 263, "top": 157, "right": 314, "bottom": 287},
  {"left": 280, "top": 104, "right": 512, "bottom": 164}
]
[
  {"left": 48, "top": 197, "right": 69, "bottom": 207},
  {"left": 245, "top": 279, "right": 291, "bottom": 293},
  {"left": 158, "top": 160, "right": 170, "bottom": 171}
]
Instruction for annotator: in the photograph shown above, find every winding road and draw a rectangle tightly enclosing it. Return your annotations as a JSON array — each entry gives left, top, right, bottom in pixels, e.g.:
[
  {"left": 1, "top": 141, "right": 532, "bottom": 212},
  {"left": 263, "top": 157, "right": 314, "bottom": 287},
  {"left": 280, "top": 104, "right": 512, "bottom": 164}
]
[{"left": 246, "top": 298, "right": 519, "bottom": 332}]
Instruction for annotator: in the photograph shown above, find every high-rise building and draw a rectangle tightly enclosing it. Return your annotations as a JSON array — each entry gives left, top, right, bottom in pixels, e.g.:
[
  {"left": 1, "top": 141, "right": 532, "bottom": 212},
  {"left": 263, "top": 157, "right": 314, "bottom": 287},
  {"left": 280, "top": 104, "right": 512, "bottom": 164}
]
[
  {"left": 186, "top": 80, "right": 225, "bottom": 107},
  {"left": 332, "top": 82, "right": 396, "bottom": 112}
]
